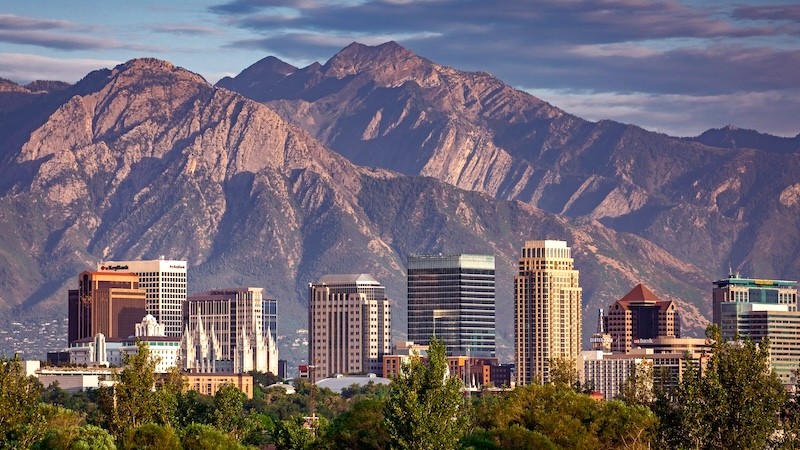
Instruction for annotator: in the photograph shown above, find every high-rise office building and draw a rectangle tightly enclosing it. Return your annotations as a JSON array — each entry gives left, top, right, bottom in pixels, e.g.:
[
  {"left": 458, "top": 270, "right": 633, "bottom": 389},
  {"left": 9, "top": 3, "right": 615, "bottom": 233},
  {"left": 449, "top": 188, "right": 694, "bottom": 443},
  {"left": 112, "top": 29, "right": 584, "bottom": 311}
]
[
  {"left": 515, "top": 240, "right": 582, "bottom": 385},
  {"left": 183, "top": 288, "right": 278, "bottom": 374},
  {"left": 712, "top": 274, "right": 797, "bottom": 324},
  {"left": 308, "top": 274, "right": 391, "bottom": 379},
  {"left": 606, "top": 284, "right": 680, "bottom": 353},
  {"left": 68, "top": 271, "right": 147, "bottom": 344},
  {"left": 714, "top": 274, "right": 799, "bottom": 386},
  {"left": 97, "top": 258, "right": 187, "bottom": 337},
  {"left": 407, "top": 254, "right": 496, "bottom": 357}
]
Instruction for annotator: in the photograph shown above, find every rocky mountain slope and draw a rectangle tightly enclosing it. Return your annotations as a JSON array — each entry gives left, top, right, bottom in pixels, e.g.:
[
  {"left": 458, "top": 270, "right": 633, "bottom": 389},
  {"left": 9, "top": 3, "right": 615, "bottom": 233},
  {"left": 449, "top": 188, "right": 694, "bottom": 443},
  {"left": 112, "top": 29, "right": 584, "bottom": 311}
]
[
  {"left": 218, "top": 41, "right": 800, "bottom": 290},
  {"left": 0, "top": 59, "right": 715, "bottom": 359}
]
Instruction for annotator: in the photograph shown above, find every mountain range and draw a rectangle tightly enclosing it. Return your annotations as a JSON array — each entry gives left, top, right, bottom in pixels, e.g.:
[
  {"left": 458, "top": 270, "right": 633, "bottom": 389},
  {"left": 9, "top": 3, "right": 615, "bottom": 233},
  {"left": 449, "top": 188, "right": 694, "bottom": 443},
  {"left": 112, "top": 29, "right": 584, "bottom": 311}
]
[{"left": 1, "top": 42, "right": 798, "bottom": 361}]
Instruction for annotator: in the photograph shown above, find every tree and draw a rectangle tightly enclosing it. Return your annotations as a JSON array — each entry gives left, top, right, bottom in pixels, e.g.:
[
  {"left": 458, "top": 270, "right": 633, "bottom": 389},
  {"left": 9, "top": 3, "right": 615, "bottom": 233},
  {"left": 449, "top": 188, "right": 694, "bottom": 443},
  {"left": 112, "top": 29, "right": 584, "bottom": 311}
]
[
  {"left": 120, "top": 423, "right": 180, "bottom": 450},
  {"left": 655, "top": 325, "right": 787, "bottom": 449},
  {"left": 618, "top": 360, "right": 654, "bottom": 406},
  {"left": 182, "top": 423, "right": 248, "bottom": 450},
  {"left": 99, "top": 341, "right": 176, "bottom": 436},
  {"left": 322, "top": 397, "right": 389, "bottom": 449},
  {"left": 273, "top": 415, "right": 318, "bottom": 450},
  {"left": 213, "top": 383, "right": 245, "bottom": 437},
  {"left": 549, "top": 357, "right": 579, "bottom": 389},
  {"left": 0, "top": 356, "right": 46, "bottom": 449},
  {"left": 384, "top": 338, "right": 470, "bottom": 450}
]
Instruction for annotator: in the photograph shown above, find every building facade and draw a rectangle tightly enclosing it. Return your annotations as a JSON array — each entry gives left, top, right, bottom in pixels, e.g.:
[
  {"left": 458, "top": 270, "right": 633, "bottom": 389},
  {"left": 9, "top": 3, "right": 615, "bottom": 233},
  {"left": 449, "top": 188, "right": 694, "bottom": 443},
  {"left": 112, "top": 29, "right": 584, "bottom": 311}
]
[
  {"left": 712, "top": 274, "right": 797, "bottom": 324},
  {"left": 719, "top": 302, "right": 800, "bottom": 386},
  {"left": 97, "top": 259, "right": 187, "bottom": 337},
  {"left": 263, "top": 297, "right": 278, "bottom": 344},
  {"left": 606, "top": 284, "right": 680, "bottom": 353},
  {"left": 407, "top": 254, "right": 496, "bottom": 357},
  {"left": 68, "top": 315, "right": 181, "bottom": 373},
  {"left": 308, "top": 274, "right": 391, "bottom": 379},
  {"left": 514, "top": 240, "right": 582, "bottom": 385},
  {"left": 183, "top": 288, "right": 278, "bottom": 375},
  {"left": 68, "top": 271, "right": 147, "bottom": 344}
]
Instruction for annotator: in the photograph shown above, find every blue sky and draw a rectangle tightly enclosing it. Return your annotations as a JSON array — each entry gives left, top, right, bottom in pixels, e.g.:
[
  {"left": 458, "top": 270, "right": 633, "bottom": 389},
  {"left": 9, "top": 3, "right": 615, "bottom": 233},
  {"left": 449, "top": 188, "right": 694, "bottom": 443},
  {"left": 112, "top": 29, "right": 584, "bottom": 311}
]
[{"left": 1, "top": 0, "right": 798, "bottom": 137}]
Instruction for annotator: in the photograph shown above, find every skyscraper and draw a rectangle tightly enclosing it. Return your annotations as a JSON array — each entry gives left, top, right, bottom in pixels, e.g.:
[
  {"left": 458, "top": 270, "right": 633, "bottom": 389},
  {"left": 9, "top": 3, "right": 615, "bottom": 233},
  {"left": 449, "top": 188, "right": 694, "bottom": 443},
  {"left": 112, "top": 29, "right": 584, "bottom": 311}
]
[
  {"left": 606, "top": 284, "right": 680, "bottom": 353},
  {"left": 97, "top": 258, "right": 187, "bottom": 337},
  {"left": 515, "top": 240, "right": 582, "bottom": 385},
  {"left": 713, "top": 274, "right": 799, "bottom": 386},
  {"left": 712, "top": 273, "right": 797, "bottom": 324},
  {"left": 407, "top": 254, "right": 496, "bottom": 357},
  {"left": 308, "top": 274, "right": 391, "bottom": 379},
  {"left": 68, "top": 271, "right": 147, "bottom": 344}
]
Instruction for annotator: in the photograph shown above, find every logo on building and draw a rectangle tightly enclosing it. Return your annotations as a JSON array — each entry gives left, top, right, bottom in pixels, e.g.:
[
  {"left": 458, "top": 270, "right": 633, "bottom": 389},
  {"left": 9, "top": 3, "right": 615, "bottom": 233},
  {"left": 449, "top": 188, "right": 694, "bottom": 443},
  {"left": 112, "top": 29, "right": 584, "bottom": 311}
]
[{"left": 100, "top": 265, "right": 129, "bottom": 271}]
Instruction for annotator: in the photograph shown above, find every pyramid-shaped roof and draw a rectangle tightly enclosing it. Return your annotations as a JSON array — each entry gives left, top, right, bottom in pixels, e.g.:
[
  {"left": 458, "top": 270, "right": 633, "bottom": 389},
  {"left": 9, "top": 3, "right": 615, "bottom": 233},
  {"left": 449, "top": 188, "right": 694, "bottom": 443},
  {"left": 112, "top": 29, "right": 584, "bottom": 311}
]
[{"left": 618, "top": 283, "right": 661, "bottom": 304}]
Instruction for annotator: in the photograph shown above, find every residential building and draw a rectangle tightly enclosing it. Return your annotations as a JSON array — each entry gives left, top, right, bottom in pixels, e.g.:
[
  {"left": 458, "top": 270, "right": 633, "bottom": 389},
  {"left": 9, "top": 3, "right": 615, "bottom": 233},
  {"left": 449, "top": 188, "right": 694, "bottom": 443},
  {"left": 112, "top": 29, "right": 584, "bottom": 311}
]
[
  {"left": 407, "top": 254, "right": 496, "bottom": 357},
  {"left": 97, "top": 258, "right": 187, "bottom": 337},
  {"left": 581, "top": 350, "right": 653, "bottom": 400},
  {"left": 308, "top": 274, "right": 391, "bottom": 379},
  {"left": 606, "top": 284, "right": 680, "bottom": 353},
  {"left": 514, "top": 240, "right": 582, "bottom": 385},
  {"left": 183, "top": 288, "right": 278, "bottom": 375},
  {"left": 68, "top": 271, "right": 146, "bottom": 344}
]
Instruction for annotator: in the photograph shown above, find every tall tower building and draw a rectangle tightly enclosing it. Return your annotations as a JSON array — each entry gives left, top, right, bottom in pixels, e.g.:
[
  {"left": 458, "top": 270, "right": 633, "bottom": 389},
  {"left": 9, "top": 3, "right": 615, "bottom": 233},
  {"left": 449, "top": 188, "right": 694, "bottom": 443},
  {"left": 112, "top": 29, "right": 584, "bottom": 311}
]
[
  {"left": 407, "top": 254, "right": 496, "bottom": 357},
  {"left": 68, "top": 271, "right": 147, "bottom": 344},
  {"left": 97, "top": 259, "right": 187, "bottom": 337},
  {"left": 515, "top": 240, "right": 582, "bottom": 385},
  {"left": 183, "top": 288, "right": 278, "bottom": 375},
  {"left": 606, "top": 284, "right": 680, "bottom": 353},
  {"left": 308, "top": 274, "right": 391, "bottom": 379},
  {"left": 713, "top": 274, "right": 799, "bottom": 386}
]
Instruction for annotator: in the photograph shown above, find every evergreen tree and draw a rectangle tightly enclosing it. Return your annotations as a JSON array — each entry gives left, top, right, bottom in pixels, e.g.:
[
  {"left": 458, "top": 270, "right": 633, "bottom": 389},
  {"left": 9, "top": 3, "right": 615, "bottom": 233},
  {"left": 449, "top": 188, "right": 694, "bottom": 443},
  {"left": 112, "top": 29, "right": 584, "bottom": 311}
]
[{"left": 384, "top": 338, "right": 470, "bottom": 450}]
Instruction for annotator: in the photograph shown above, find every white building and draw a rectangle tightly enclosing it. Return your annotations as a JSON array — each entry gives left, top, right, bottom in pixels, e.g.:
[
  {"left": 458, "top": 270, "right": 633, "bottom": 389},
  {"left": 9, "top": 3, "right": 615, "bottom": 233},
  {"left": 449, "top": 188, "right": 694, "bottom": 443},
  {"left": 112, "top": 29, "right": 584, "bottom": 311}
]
[
  {"left": 183, "top": 288, "right": 278, "bottom": 375},
  {"left": 98, "top": 258, "right": 187, "bottom": 337},
  {"left": 68, "top": 315, "right": 181, "bottom": 373}
]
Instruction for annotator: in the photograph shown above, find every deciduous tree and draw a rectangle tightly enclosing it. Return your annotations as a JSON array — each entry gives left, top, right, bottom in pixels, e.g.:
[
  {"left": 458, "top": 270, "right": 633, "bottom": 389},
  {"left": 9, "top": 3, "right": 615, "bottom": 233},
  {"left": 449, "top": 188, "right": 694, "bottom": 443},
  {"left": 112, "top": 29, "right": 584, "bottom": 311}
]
[{"left": 384, "top": 338, "right": 470, "bottom": 450}]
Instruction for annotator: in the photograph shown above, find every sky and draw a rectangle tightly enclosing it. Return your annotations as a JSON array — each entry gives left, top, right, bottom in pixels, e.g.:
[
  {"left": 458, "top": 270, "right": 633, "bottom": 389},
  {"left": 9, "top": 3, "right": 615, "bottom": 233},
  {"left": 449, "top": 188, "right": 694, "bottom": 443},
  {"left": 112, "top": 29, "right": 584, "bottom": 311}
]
[{"left": 1, "top": 0, "right": 799, "bottom": 137}]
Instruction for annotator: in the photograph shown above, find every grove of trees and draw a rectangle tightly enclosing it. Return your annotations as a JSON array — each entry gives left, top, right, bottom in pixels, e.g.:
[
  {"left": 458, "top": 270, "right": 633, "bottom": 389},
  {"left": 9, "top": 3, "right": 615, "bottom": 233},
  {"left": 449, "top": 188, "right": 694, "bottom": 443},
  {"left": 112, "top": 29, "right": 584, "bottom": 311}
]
[{"left": 2, "top": 329, "right": 800, "bottom": 449}]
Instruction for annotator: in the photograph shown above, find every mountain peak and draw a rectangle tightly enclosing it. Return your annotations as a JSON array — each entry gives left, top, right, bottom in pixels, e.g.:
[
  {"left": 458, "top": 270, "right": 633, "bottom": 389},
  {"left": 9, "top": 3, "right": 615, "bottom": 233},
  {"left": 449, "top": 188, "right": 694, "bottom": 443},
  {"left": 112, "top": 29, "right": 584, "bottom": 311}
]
[
  {"left": 324, "top": 41, "right": 421, "bottom": 77},
  {"left": 114, "top": 58, "right": 208, "bottom": 85}
]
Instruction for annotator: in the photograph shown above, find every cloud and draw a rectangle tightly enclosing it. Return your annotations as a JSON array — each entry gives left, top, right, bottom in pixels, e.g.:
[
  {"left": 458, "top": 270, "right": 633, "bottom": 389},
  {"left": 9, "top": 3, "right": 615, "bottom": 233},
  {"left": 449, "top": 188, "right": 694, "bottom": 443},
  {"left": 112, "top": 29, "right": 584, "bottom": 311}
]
[
  {"left": 0, "top": 53, "right": 120, "bottom": 84},
  {"left": 0, "top": 14, "right": 74, "bottom": 30},
  {"left": 526, "top": 88, "right": 800, "bottom": 137},
  {"left": 0, "top": 30, "right": 119, "bottom": 51},
  {"left": 733, "top": 5, "right": 800, "bottom": 23},
  {"left": 148, "top": 24, "right": 223, "bottom": 36}
]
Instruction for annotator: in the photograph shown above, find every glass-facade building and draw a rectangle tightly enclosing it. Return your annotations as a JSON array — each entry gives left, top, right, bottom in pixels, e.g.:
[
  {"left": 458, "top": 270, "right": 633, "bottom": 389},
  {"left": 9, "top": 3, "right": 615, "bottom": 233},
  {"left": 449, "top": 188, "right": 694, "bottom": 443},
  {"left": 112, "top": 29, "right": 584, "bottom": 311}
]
[
  {"left": 407, "top": 254, "right": 496, "bottom": 357},
  {"left": 262, "top": 298, "right": 277, "bottom": 343}
]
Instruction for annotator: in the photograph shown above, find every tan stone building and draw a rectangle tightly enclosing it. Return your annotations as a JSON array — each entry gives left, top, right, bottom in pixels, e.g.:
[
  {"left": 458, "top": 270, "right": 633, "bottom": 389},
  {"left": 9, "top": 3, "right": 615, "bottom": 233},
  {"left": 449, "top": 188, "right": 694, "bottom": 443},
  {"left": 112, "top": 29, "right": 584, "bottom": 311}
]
[
  {"left": 308, "top": 274, "right": 391, "bottom": 379},
  {"left": 514, "top": 240, "right": 582, "bottom": 385}
]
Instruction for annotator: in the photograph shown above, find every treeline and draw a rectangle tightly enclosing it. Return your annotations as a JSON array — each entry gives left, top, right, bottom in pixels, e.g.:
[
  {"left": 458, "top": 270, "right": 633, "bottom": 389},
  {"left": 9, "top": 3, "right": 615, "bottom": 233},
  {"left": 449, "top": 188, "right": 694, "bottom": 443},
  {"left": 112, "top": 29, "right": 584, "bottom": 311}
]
[{"left": 2, "top": 329, "right": 800, "bottom": 449}]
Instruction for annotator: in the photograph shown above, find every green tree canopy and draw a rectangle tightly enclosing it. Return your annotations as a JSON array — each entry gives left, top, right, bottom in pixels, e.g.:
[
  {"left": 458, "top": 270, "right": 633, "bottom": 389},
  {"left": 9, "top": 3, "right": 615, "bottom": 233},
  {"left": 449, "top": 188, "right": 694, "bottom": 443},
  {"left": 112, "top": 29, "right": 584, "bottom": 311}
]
[
  {"left": 655, "top": 325, "right": 787, "bottom": 449},
  {"left": 384, "top": 338, "right": 470, "bottom": 450},
  {"left": 0, "top": 356, "right": 46, "bottom": 449}
]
